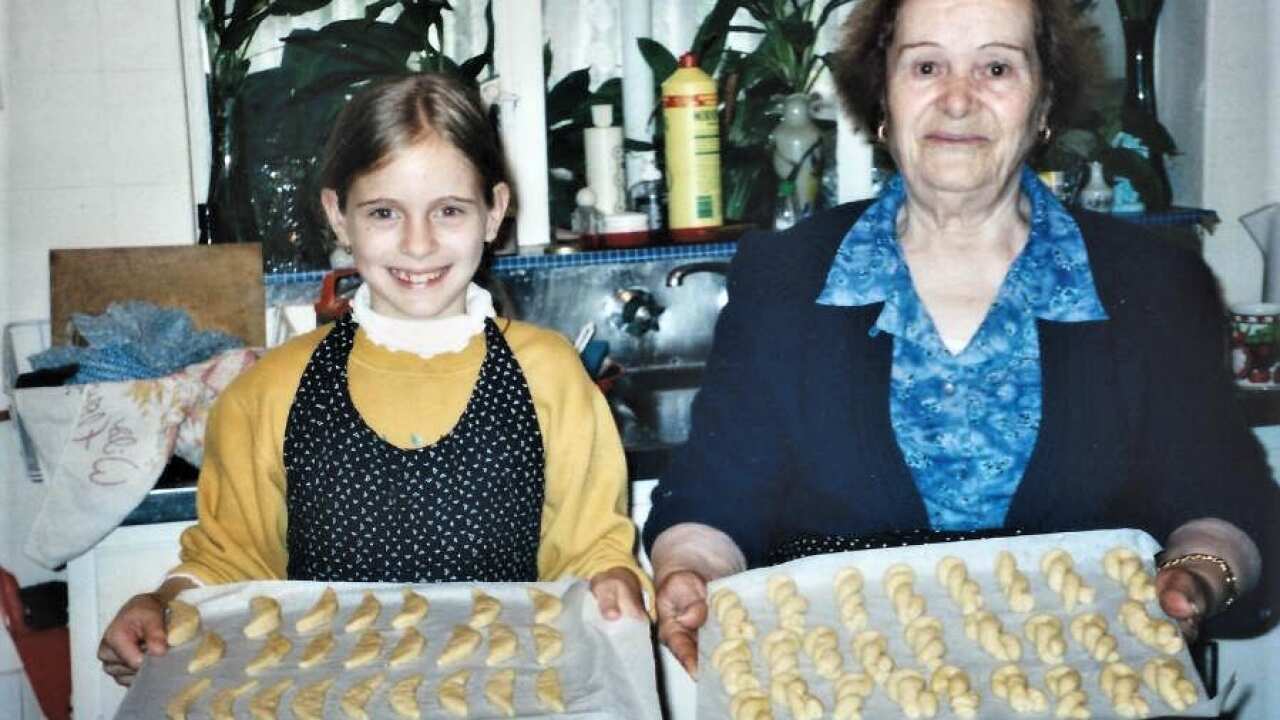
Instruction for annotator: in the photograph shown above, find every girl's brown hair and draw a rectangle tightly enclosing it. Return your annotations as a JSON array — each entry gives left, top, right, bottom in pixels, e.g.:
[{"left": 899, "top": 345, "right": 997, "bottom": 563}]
[{"left": 318, "top": 73, "right": 513, "bottom": 211}]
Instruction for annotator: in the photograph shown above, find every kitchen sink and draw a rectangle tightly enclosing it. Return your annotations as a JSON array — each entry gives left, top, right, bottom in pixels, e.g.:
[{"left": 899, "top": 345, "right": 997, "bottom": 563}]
[{"left": 607, "top": 364, "right": 705, "bottom": 449}]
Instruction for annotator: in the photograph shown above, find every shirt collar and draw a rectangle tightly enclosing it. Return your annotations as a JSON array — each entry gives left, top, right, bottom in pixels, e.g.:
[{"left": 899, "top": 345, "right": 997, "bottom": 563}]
[{"left": 816, "top": 165, "right": 1107, "bottom": 325}]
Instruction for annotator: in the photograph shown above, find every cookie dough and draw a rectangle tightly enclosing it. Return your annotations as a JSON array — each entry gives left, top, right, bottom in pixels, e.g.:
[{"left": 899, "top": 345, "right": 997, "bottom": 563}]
[
  {"left": 438, "top": 669, "right": 470, "bottom": 718},
  {"left": 885, "top": 668, "right": 940, "bottom": 719},
  {"left": 904, "top": 616, "right": 947, "bottom": 671},
  {"left": 486, "top": 623, "right": 518, "bottom": 666},
  {"left": 437, "top": 625, "right": 483, "bottom": 667},
  {"left": 851, "top": 630, "right": 895, "bottom": 685},
  {"left": 344, "top": 591, "right": 382, "bottom": 633},
  {"left": 243, "top": 596, "right": 281, "bottom": 639},
  {"left": 884, "top": 564, "right": 927, "bottom": 624},
  {"left": 528, "top": 587, "right": 563, "bottom": 624},
  {"left": 296, "top": 587, "right": 338, "bottom": 633},
  {"left": 485, "top": 668, "right": 517, "bottom": 717},
  {"left": 1104, "top": 547, "right": 1157, "bottom": 602},
  {"left": 248, "top": 677, "right": 293, "bottom": 720},
  {"left": 1023, "top": 613, "right": 1067, "bottom": 664},
  {"left": 990, "top": 663, "right": 1047, "bottom": 714},
  {"left": 392, "top": 588, "right": 429, "bottom": 629},
  {"left": 299, "top": 631, "right": 335, "bottom": 669},
  {"left": 834, "top": 567, "right": 868, "bottom": 632},
  {"left": 536, "top": 667, "right": 566, "bottom": 712},
  {"left": 531, "top": 623, "right": 564, "bottom": 666},
  {"left": 245, "top": 632, "right": 292, "bottom": 675},
  {"left": 710, "top": 588, "right": 758, "bottom": 640},
  {"left": 208, "top": 679, "right": 257, "bottom": 720},
  {"left": 833, "top": 672, "right": 874, "bottom": 720},
  {"left": 187, "top": 631, "right": 225, "bottom": 673},
  {"left": 290, "top": 677, "right": 335, "bottom": 720},
  {"left": 1070, "top": 612, "right": 1121, "bottom": 663},
  {"left": 729, "top": 687, "right": 772, "bottom": 720},
  {"left": 165, "top": 676, "right": 211, "bottom": 720},
  {"left": 340, "top": 672, "right": 385, "bottom": 720},
  {"left": 930, "top": 665, "right": 980, "bottom": 719},
  {"left": 803, "top": 625, "right": 844, "bottom": 679},
  {"left": 995, "top": 552, "right": 1036, "bottom": 613},
  {"left": 1044, "top": 664, "right": 1090, "bottom": 720},
  {"left": 389, "top": 674, "right": 424, "bottom": 719},
  {"left": 1041, "top": 548, "right": 1096, "bottom": 611},
  {"left": 166, "top": 600, "right": 201, "bottom": 647},
  {"left": 1101, "top": 662, "right": 1150, "bottom": 718},
  {"left": 937, "top": 556, "right": 984, "bottom": 615},
  {"left": 1142, "top": 657, "right": 1198, "bottom": 712},
  {"left": 467, "top": 590, "right": 502, "bottom": 629},
  {"left": 344, "top": 629, "right": 384, "bottom": 669},
  {"left": 963, "top": 611, "right": 1021, "bottom": 662},
  {"left": 389, "top": 627, "right": 426, "bottom": 667},
  {"left": 1118, "top": 600, "right": 1183, "bottom": 654}
]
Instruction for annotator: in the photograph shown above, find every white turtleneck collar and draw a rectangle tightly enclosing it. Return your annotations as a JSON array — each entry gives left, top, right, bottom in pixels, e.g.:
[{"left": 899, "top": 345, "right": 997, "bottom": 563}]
[{"left": 350, "top": 281, "right": 495, "bottom": 359}]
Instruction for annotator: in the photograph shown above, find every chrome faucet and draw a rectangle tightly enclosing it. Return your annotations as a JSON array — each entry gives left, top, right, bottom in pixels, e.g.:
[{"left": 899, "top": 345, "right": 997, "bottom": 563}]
[{"left": 665, "top": 261, "right": 730, "bottom": 287}]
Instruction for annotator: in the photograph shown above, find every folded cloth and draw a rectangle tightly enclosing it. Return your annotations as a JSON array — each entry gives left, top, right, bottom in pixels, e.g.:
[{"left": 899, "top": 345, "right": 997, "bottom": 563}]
[
  {"left": 30, "top": 301, "right": 244, "bottom": 384},
  {"left": 16, "top": 347, "right": 261, "bottom": 569}
]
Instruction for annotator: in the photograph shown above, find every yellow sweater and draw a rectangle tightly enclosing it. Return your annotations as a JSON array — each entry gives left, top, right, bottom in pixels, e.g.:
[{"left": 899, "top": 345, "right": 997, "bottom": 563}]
[{"left": 171, "top": 318, "right": 647, "bottom": 590}]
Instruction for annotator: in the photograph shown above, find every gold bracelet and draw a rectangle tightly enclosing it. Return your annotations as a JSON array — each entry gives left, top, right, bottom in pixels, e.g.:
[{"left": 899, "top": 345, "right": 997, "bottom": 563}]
[{"left": 1157, "top": 553, "right": 1238, "bottom": 610}]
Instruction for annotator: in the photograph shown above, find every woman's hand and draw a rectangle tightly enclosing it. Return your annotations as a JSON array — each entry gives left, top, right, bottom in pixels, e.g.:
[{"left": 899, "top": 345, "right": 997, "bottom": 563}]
[
  {"left": 589, "top": 566, "right": 646, "bottom": 621},
  {"left": 656, "top": 569, "right": 709, "bottom": 676},
  {"left": 1156, "top": 560, "right": 1228, "bottom": 644},
  {"left": 97, "top": 592, "right": 169, "bottom": 686}
]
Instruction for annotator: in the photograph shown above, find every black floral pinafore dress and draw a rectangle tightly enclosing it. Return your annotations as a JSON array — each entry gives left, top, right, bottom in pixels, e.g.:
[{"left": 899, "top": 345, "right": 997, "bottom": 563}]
[{"left": 283, "top": 315, "right": 545, "bottom": 583}]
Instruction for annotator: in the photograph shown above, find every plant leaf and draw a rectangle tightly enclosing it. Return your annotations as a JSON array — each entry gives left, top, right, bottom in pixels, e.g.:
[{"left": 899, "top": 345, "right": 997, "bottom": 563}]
[{"left": 637, "top": 37, "right": 678, "bottom": 85}]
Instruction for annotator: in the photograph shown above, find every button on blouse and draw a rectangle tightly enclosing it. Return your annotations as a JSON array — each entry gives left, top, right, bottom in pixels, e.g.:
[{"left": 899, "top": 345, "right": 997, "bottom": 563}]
[{"left": 817, "top": 166, "right": 1109, "bottom": 531}]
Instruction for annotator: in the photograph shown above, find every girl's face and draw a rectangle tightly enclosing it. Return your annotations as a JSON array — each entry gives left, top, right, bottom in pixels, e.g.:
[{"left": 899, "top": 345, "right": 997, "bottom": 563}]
[{"left": 321, "top": 135, "right": 509, "bottom": 321}]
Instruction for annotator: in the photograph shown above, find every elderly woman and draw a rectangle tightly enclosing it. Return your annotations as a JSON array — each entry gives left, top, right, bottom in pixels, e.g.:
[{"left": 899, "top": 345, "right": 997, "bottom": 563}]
[{"left": 644, "top": 0, "right": 1280, "bottom": 673}]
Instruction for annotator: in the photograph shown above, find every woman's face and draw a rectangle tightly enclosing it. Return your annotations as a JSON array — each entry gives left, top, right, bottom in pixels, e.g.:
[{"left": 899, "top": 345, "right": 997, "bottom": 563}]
[
  {"left": 321, "top": 135, "right": 508, "bottom": 321},
  {"left": 884, "top": 0, "right": 1044, "bottom": 198}
]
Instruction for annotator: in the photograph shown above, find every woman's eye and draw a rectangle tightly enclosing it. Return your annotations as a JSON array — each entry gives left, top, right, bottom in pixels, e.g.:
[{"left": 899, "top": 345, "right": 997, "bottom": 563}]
[
  {"left": 438, "top": 205, "right": 466, "bottom": 219},
  {"left": 987, "top": 62, "right": 1010, "bottom": 77},
  {"left": 368, "top": 207, "right": 396, "bottom": 220},
  {"left": 917, "top": 61, "right": 937, "bottom": 76}
]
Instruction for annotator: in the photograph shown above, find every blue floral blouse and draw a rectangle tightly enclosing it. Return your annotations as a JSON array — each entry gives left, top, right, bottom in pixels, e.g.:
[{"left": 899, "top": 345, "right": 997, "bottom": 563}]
[{"left": 817, "top": 166, "right": 1108, "bottom": 530}]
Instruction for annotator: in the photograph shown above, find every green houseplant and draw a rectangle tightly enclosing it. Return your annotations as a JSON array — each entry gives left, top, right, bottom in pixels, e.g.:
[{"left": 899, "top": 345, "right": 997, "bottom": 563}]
[{"left": 200, "top": 0, "right": 493, "bottom": 270}]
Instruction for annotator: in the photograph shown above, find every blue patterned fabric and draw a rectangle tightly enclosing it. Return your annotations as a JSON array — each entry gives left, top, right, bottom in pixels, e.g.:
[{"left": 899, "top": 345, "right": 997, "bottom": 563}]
[{"left": 817, "top": 166, "right": 1108, "bottom": 530}]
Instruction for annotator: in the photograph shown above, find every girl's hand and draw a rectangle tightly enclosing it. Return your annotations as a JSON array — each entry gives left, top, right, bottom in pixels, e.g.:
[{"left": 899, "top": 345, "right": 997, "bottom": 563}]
[
  {"left": 97, "top": 592, "right": 169, "bottom": 686},
  {"left": 655, "top": 569, "right": 708, "bottom": 676},
  {"left": 589, "top": 566, "right": 647, "bottom": 621}
]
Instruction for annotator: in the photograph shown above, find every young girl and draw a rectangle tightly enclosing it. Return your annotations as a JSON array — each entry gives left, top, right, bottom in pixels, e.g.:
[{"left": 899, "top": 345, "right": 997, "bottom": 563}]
[{"left": 99, "top": 73, "right": 648, "bottom": 685}]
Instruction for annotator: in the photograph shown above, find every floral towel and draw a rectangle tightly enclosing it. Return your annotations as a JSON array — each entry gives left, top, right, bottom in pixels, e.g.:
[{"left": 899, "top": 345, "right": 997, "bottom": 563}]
[{"left": 16, "top": 347, "right": 262, "bottom": 569}]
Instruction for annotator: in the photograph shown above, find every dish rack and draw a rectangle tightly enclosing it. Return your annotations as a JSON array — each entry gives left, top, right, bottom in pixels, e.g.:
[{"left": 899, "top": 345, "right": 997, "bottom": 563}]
[{"left": 3, "top": 320, "right": 52, "bottom": 482}]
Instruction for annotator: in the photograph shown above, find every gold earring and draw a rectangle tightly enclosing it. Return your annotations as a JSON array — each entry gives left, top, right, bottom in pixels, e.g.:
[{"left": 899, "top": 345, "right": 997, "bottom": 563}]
[{"left": 876, "top": 121, "right": 887, "bottom": 143}]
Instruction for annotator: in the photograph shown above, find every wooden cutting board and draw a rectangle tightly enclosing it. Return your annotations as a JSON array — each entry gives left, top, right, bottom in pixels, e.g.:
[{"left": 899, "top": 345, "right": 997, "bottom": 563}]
[{"left": 49, "top": 244, "right": 266, "bottom": 347}]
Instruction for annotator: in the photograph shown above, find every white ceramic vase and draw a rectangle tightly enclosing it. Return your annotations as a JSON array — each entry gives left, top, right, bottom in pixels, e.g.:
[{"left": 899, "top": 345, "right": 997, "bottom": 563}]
[
  {"left": 771, "top": 93, "right": 822, "bottom": 213},
  {"left": 1079, "top": 161, "right": 1114, "bottom": 212}
]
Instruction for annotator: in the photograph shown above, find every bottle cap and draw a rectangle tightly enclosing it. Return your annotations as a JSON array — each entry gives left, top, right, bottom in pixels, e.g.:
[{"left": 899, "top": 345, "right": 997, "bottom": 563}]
[
  {"left": 590, "top": 104, "right": 614, "bottom": 128},
  {"left": 678, "top": 52, "right": 699, "bottom": 68},
  {"left": 600, "top": 212, "right": 650, "bottom": 233}
]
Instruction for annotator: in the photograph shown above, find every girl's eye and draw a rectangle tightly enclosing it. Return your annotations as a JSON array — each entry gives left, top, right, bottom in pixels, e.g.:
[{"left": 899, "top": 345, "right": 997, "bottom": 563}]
[
  {"left": 917, "top": 61, "right": 938, "bottom": 76},
  {"left": 438, "top": 205, "right": 466, "bottom": 219},
  {"left": 368, "top": 207, "right": 396, "bottom": 220},
  {"left": 987, "top": 62, "right": 1010, "bottom": 77}
]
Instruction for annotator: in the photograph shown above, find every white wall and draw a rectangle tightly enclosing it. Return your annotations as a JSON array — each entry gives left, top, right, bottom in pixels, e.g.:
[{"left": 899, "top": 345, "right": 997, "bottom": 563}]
[
  {"left": 0, "top": 0, "right": 196, "bottom": 332},
  {"left": 1194, "top": 0, "right": 1279, "bottom": 304}
]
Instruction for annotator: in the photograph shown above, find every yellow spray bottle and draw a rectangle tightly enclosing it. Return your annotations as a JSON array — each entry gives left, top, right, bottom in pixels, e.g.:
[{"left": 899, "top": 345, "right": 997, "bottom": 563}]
[{"left": 662, "top": 53, "right": 722, "bottom": 243}]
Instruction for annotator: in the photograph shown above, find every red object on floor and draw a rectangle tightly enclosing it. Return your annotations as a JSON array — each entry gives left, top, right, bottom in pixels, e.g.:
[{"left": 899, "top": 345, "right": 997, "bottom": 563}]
[{"left": 0, "top": 567, "right": 71, "bottom": 720}]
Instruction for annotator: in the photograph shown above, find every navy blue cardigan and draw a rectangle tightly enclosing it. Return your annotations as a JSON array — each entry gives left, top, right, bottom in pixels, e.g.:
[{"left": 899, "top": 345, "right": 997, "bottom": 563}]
[{"left": 643, "top": 201, "right": 1280, "bottom": 635}]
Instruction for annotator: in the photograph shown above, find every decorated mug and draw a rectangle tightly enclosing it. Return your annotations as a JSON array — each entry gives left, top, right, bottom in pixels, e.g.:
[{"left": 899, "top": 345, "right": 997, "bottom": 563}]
[{"left": 1230, "top": 303, "right": 1280, "bottom": 387}]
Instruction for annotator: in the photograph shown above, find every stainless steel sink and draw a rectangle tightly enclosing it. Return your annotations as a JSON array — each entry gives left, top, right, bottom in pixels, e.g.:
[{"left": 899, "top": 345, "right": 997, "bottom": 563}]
[{"left": 607, "top": 364, "right": 705, "bottom": 449}]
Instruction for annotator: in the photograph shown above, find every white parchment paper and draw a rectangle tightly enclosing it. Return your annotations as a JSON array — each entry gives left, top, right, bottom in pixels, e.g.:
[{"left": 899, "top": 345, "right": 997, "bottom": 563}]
[
  {"left": 115, "top": 578, "right": 659, "bottom": 720},
  {"left": 698, "top": 528, "right": 1225, "bottom": 719}
]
